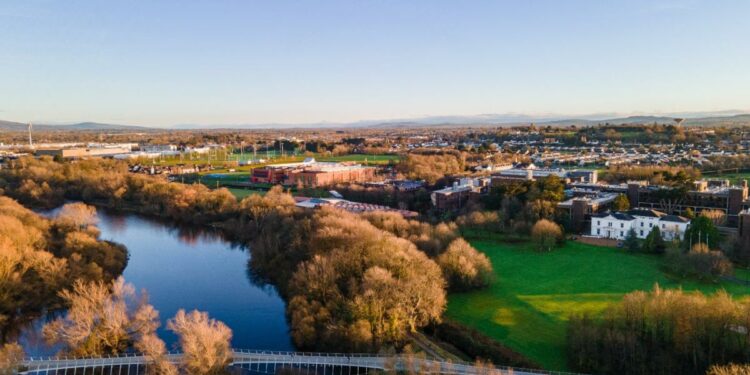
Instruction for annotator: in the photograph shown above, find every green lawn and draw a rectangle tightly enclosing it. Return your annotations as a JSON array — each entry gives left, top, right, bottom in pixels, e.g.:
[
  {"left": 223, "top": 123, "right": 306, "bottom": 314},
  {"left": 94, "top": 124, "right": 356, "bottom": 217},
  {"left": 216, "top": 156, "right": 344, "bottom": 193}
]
[
  {"left": 190, "top": 153, "right": 399, "bottom": 174},
  {"left": 317, "top": 154, "right": 400, "bottom": 165},
  {"left": 225, "top": 187, "right": 265, "bottom": 199},
  {"left": 446, "top": 237, "right": 750, "bottom": 371}
]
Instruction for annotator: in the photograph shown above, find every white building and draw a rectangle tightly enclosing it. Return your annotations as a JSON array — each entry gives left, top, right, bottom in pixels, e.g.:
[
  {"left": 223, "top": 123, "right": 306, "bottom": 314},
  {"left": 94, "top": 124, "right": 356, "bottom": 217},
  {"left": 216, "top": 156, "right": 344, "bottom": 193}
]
[
  {"left": 141, "top": 144, "right": 178, "bottom": 152},
  {"left": 494, "top": 163, "right": 598, "bottom": 183},
  {"left": 590, "top": 209, "right": 690, "bottom": 241},
  {"left": 430, "top": 177, "right": 490, "bottom": 208}
]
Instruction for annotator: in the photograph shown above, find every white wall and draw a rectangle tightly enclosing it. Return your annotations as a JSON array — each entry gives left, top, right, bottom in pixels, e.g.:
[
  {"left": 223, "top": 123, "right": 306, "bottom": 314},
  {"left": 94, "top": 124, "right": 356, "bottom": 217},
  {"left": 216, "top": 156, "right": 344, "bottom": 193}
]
[
  {"left": 591, "top": 217, "right": 633, "bottom": 240},
  {"left": 590, "top": 215, "right": 689, "bottom": 241}
]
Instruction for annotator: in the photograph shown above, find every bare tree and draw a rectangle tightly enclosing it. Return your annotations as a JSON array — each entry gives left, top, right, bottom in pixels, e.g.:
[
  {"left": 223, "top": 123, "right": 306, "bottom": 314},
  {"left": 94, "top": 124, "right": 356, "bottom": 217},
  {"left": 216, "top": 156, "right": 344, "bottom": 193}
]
[
  {"left": 43, "top": 277, "right": 159, "bottom": 356},
  {"left": 530, "top": 219, "right": 563, "bottom": 252},
  {"left": 136, "top": 334, "right": 177, "bottom": 375},
  {"left": 0, "top": 343, "right": 23, "bottom": 375},
  {"left": 167, "top": 309, "right": 233, "bottom": 375},
  {"left": 57, "top": 202, "right": 98, "bottom": 229},
  {"left": 701, "top": 209, "right": 726, "bottom": 227}
]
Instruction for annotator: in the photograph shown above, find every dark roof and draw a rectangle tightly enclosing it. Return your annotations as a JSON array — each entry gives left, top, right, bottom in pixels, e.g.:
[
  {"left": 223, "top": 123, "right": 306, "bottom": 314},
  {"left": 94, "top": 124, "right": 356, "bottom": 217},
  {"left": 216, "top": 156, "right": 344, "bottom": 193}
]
[
  {"left": 627, "top": 209, "right": 666, "bottom": 218},
  {"left": 591, "top": 211, "right": 635, "bottom": 220},
  {"left": 612, "top": 212, "right": 636, "bottom": 221},
  {"left": 660, "top": 215, "right": 690, "bottom": 223}
]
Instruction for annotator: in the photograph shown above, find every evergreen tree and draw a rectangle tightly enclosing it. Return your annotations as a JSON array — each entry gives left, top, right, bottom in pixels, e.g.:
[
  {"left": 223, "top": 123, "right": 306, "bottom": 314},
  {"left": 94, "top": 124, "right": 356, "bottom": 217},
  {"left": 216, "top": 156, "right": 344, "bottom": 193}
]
[
  {"left": 644, "top": 226, "right": 666, "bottom": 254},
  {"left": 623, "top": 228, "right": 640, "bottom": 252},
  {"left": 683, "top": 216, "right": 721, "bottom": 251}
]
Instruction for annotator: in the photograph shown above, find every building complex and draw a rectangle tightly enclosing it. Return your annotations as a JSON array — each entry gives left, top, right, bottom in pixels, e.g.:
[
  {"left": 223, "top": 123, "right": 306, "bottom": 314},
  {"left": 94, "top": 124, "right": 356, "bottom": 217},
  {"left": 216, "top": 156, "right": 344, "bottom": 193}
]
[{"left": 250, "top": 158, "right": 376, "bottom": 187}]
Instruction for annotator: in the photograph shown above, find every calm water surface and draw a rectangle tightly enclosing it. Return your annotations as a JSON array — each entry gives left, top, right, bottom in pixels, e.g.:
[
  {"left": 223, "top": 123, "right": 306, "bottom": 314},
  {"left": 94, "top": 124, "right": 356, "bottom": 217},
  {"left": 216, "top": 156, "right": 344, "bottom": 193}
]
[{"left": 21, "top": 210, "right": 293, "bottom": 355}]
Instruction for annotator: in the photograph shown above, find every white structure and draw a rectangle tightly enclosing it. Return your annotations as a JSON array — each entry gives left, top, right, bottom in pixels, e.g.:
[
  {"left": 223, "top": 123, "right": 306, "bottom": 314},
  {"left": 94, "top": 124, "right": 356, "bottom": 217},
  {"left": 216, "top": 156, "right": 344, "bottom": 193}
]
[
  {"left": 142, "top": 144, "right": 178, "bottom": 153},
  {"left": 497, "top": 163, "right": 567, "bottom": 180},
  {"left": 27, "top": 122, "right": 33, "bottom": 148},
  {"left": 590, "top": 209, "right": 690, "bottom": 241},
  {"left": 495, "top": 163, "right": 597, "bottom": 183},
  {"left": 185, "top": 146, "right": 210, "bottom": 154},
  {"left": 430, "top": 177, "right": 490, "bottom": 207}
]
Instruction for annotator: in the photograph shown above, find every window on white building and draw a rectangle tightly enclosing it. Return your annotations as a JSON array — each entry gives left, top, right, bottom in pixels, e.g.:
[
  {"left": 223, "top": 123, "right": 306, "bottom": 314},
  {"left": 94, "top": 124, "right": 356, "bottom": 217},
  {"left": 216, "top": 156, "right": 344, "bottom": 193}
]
[{"left": 640, "top": 230, "right": 644, "bottom": 236}]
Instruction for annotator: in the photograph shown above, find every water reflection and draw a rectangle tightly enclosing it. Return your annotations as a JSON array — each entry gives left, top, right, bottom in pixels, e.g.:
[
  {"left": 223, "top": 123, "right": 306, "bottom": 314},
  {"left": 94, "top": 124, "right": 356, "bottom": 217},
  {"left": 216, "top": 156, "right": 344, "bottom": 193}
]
[{"left": 19, "top": 209, "right": 293, "bottom": 355}]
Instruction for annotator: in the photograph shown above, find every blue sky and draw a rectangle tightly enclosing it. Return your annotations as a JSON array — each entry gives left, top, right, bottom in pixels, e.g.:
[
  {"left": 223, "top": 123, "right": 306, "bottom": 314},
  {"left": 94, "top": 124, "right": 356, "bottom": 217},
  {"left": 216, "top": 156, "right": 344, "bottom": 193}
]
[{"left": 1, "top": 0, "right": 749, "bottom": 126}]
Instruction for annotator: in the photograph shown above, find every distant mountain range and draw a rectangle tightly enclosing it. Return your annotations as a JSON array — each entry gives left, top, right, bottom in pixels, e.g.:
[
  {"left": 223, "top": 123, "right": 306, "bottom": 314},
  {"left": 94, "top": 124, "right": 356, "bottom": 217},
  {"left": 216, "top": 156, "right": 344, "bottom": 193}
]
[
  {"left": 0, "top": 120, "right": 152, "bottom": 132},
  {"left": 2, "top": 112, "right": 750, "bottom": 131}
]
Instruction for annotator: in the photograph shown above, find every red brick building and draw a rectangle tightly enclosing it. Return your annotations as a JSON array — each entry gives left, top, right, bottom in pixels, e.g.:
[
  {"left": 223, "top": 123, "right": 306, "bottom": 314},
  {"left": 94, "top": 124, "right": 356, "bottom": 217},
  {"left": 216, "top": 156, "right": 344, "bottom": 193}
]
[{"left": 250, "top": 158, "right": 376, "bottom": 187}]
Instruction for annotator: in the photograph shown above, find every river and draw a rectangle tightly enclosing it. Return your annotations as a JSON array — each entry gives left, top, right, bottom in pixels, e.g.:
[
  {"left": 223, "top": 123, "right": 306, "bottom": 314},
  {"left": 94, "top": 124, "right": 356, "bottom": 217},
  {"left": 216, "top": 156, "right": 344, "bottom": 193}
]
[{"left": 20, "top": 209, "right": 293, "bottom": 355}]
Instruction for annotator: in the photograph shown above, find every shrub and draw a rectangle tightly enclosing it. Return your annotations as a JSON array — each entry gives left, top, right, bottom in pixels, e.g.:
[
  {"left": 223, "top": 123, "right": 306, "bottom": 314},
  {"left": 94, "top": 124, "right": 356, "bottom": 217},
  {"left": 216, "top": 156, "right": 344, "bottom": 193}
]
[
  {"left": 0, "top": 343, "right": 23, "bottom": 375},
  {"left": 437, "top": 239, "right": 493, "bottom": 291},
  {"left": 530, "top": 219, "right": 563, "bottom": 252},
  {"left": 666, "top": 244, "right": 733, "bottom": 282},
  {"left": 707, "top": 363, "right": 750, "bottom": 375}
]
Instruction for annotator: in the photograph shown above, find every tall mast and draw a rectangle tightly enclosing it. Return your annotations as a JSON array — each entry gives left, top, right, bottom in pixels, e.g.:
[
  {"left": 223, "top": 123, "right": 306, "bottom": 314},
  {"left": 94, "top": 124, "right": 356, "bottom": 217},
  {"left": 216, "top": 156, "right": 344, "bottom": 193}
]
[{"left": 27, "top": 122, "right": 33, "bottom": 148}]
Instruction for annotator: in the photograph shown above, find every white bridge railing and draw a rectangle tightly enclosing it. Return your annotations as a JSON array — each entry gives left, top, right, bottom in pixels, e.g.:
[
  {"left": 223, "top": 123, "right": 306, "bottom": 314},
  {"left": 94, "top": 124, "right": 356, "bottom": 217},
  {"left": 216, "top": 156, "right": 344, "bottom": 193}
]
[{"left": 16, "top": 349, "right": 577, "bottom": 375}]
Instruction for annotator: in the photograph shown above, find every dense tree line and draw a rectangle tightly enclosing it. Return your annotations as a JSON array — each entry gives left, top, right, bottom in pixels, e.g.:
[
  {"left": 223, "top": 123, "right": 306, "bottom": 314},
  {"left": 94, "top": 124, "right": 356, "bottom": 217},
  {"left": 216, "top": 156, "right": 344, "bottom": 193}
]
[
  {"left": 287, "top": 208, "right": 446, "bottom": 351},
  {"left": 478, "top": 176, "right": 566, "bottom": 235},
  {"left": 246, "top": 203, "right": 467, "bottom": 350},
  {"left": 0, "top": 198, "right": 127, "bottom": 341},
  {"left": 568, "top": 286, "right": 750, "bottom": 375},
  {"left": 703, "top": 154, "right": 750, "bottom": 172},
  {"left": 396, "top": 153, "right": 465, "bottom": 184},
  {"left": 0, "top": 157, "right": 238, "bottom": 224}
]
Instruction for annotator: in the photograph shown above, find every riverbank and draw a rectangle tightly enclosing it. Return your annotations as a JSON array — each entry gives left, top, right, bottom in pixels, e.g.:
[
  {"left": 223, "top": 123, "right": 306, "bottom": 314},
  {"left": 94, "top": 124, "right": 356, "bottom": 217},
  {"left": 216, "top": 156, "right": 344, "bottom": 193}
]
[{"left": 18, "top": 208, "right": 293, "bottom": 356}]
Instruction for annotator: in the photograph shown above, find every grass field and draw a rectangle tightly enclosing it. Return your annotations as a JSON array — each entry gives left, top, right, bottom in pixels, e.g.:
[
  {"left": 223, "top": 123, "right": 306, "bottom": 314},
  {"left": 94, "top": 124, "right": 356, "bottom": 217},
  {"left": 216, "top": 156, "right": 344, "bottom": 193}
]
[
  {"left": 187, "top": 153, "right": 399, "bottom": 174},
  {"left": 317, "top": 154, "right": 400, "bottom": 164},
  {"left": 144, "top": 152, "right": 399, "bottom": 174},
  {"left": 446, "top": 236, "right": 750, "bottom": 371},
  {"left": 225, "top": 187, "right": 265, "bottom": 199}
]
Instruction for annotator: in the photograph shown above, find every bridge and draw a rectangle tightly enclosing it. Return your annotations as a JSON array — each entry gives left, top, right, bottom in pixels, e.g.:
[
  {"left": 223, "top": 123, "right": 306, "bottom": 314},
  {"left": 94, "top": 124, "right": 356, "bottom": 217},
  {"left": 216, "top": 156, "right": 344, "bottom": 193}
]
[{"left": 16, "top": 349, "right": 570, "bottom": 375}]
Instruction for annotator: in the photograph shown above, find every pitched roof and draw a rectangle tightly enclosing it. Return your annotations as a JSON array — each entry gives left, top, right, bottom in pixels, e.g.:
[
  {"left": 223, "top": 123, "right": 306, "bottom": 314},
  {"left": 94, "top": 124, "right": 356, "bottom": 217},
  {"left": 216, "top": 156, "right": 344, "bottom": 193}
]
[
  {"left": 612, "top": 212, "right": 636, "bottom": 221},
  {"left": 591, "top": 212, "right": 635, "bottom": 221},
  {"left": 660, "top": 215, "right": 690, "bottom": 223},
  {"left": 627, "top": 209, "right": 666, "bottom": 218}
]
